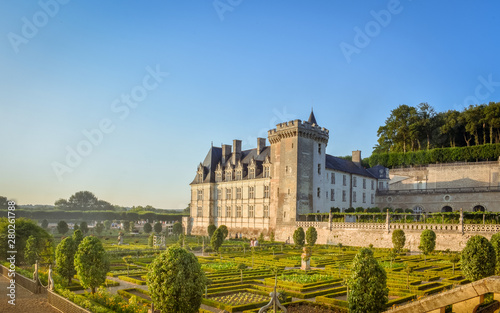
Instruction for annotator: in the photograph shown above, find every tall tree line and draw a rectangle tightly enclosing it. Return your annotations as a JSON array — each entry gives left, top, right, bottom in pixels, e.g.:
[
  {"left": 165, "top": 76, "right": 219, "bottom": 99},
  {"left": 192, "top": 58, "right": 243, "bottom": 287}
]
[{"left": 374, "top": 102, "right": 500, "bottom": 154}]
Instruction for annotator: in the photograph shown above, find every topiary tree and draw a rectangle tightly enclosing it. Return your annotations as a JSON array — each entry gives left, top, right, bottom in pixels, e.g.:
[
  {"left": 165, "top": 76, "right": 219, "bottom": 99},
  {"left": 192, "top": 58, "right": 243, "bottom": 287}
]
[
  {"left": 154, "top": 222, "right": 162, "bottom": 234},
  {"left": 55, "top": 237, "right": 77, "bottom": 285},
  {"left": 419, "top": 229, "right": 436, "bottom": 263},
  {"left": 74, "top": 236, "right": 110, "bottom": 294},
  {"left": 79, "top": 221, "right": 89, "bottom": 234},
  {"left": 148, "top": 233, "right": 155, "bottom": 247},
  {"left": 104, "top": 220, "right": 112, "bottom": 230},
  {"left": 258, "top": 232, "right": 264, "bottom": 243},
  {"left": 41, "top": 219, "right": 49, "bottom": 229},
  {"left": 94, "top": 222, "right": 104, "bottom": 235},
  {"left": 207, "top": 224, "right": 217, "bottom": 238},
  {"left": 238, "top": 263, "right": 247, "bottom": 283},
  {"left": 57, "top": 220, "right": 69, "bottom": 235},
  {"left": 146, "top": 246, "right": 207, "bottom": 313},
  {"left": 218, "top": 225, "right": 228, "bottom": 239},
  {"left": 73, "top": 223, "right": 79, "bottom": 231},
  {"left": 122, "top": 221, "right": 130, "bottom": 232},
  {"left": 24, "top": 235, "right": 40, "bottom": 265},
  {"left": 306, "top": 226, "right": 318, "bottom": 247},
  {"left": 211, "top": 228, "right": 224, "bottom": 253},
  {"left": 173, "top": 222, "right": 183, "bottom": 236},
  {"left": 392, "top": 229, "right": 406, "bottom": 252},
  {"left": 293, "top": 227, "right": 305, "bottom": 247},
  {"left": 270, "top": 231, "right": 275, "bottom": 243},
  {"left": 490, "top": 232, "right": 500, "bottom": 274},
  {"left": 461, "top": 235, "right": 496, "bottom": 282},
  {"left": 450, "top": 254, "right": 460, "bottom": 275},
  {"left": 72, "top": 229, "right": 84, "bottom": 247},
  {"left": 348, "top": 248, "right": 388, "bottom": 313},
  {"left": 143, "top": 222, "right": 152, "bottom": 234}
]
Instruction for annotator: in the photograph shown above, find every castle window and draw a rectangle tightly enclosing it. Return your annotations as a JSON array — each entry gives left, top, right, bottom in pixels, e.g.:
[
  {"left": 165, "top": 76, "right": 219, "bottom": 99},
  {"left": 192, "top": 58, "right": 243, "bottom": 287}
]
[
  {"left": 249, "top": 186, "right": 255, "bottom": 199},
  {"left": 236, "top": 171, "right": 242, "bottom": 180},
  {"left": 263, "top": 205, "right": 269, "bottom": 218},
  {"left": 197, "top": 207, "right": 202, "bottom": 217},
  {"left": 318, "top": 164, "right": 321, "bottom": 175},
  {"left": 343, "top": 175, "right": 347, "bottom": 186},
  {"left": 225, "top": 171, "right": 232, "bottom": 181},
  {"left": 217, "top": 188, "right": 221, "bottom": 200},
  {"left": 198, "top": 173, "right": 203, "bottom": 183},
  {"left": 363, "top": 192, "right": 366, "bottom": 203},
  {"left": 216, "top": 172, "right": 222, "bottom": 182},
  {"left": 353, "top": 191, "right": 357, "bottom": 202},
  {"left": 264, "top": 186, "right": 270, "bottom": 198},
  {"left": 248, "top": 205, "right": 254, "bottom": 218},
  {"left": 371, "top": 194, "right": 374, "bottom": 204},
  {"left": 236, "top": 188, "right": 242, "bottom": 199},
  {"left": 353, "top": 177, "right": 357, "bottom": 187},
  {"left": 317, "top": 188, "right": 321, "bottom": 198},
  {"left": 363, "top": 179, "right": 366, "bottom": 189},
  {"left": 371, "top": 181, "right": 375, "bottom": 190},
  {"left": 378, "top": 182, "right": 384, "bottom": 190},
  {"left": 263, "top": 166, "right": 270, "bottom": 178},
  {"left": 342, "top": 190, "right": 346, "bottom": 202},
  {"left": 226, "top": 188, "right": 232, "bottom": 200},
  {"left": 331, "top": 173, "right": 335, "bottom": 184},
  {"left": 217, "top": 206, "right": 221, "bottom": 217},
  {"left": 225, "top": 206, "right": 231, "bottom": 217},
  {"left": 249, "top": 168, "right": 255, "bottom": 179},
  {"left": 326, "top": 191, "right": 328, "bottom": 199},
  {"left": 236, "top": 206, "right": 242, "bottom": 217},
  {"left": 331, "top": 189, "right": 335, "bottom": 201},
  {"left": 318, "top": 144, "right": 321, "bottom": 154},
  {"left": 197, "top": 189, "right": 203, "bottom": 200}
]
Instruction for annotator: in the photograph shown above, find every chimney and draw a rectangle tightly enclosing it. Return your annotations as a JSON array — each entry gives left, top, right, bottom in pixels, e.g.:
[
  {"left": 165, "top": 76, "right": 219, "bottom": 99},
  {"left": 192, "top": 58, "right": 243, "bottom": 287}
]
[
  {"left": 257, "top": 138, "right": 266, "bottom": 155},
  {"left": 232, "top": 140, "right": 242, "bottom": 164},
  {"left": 222, "top": 144, "right": 231, "bottom": 164},
  {"left": 352, "top": 150, "right": 362, "bottom": 168}
]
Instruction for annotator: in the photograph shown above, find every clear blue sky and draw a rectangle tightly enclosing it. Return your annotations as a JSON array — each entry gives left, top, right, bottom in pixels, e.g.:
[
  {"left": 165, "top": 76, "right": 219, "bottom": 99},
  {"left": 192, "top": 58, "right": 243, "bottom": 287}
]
[{"left": 1, "top": 1, "right": 500, "bottom": 209}]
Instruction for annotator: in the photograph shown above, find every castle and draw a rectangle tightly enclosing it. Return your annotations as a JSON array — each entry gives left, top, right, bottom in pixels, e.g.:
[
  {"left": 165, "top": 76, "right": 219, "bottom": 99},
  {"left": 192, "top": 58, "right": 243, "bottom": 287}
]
[{"left": 187, "top": 111, "right": 390, "bottom": 236}]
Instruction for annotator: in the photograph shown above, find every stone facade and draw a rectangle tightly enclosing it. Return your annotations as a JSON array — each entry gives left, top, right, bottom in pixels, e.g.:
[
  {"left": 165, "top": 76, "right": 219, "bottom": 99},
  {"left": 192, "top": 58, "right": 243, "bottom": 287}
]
[{"left": 188, "top": 112, "right": 387, "bottom": 236}]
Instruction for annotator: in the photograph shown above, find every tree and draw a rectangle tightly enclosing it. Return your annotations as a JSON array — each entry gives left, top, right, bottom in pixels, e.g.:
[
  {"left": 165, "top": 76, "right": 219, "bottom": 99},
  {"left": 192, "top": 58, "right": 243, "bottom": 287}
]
[
  {"left": 146, "top": 246, "right": 207, "bottom": 313},
  {"left": 57, "top": 220, "right": 69, "bottom": 235},
  {"left": 24, "top": 235, "right": 40, "bottom": 265},
  {"left": 210, "top": 228, "right": 224, "bottom": 253},
  {"left": 94, "top": 222, "right": 104, "bottom": 235},
  {"left": 104, "top": 220, "right": 112, "bottom": 230},
  {"left": 348, "top": 248, "right": 388, "bottom": 313},
  {"left": 293, "top": 227, "right": 305, "bottom": 247},
  {"left": 73, "top": 223, "right": 79, "bottom": 231},
  {"left": 270, "top": 231, "right": 275, "bottom": 243},
  {"left": 419, "top": 230, "right": 436, "bottom": 263},
  {"left": 306, "top": 226, "right": 318, "bottom": 247},
  {"left": 218, "top": 225, "right": 228, "bottom": 239},
  {"left": 143, "top": 222, "right": 152, "bottom": 234},
  {"left": 173, "top": 221, "right": 183, "bottom": 236},
  {"left": 123, "top": 221, "right": 131, "bottom": 232},
  {"left": 55, "top": 237, "right": 77, "bottom": 285},
  {"left": 41, "top": 219, "right": 49, "bottom": 229},
  {"left": 238, "top": 263, "right": 247, "bottom": 283},
  {"left": 207, "top": 224, "right": 217, "bottom": 238},
  {"left": 450, "top": 254, "right": 460, "bottom": 276},
  {"left": 72, "top": 229, "right": 84, "bottom": 247},
  {"left": 68, "top": 191, "right": 99, "bottom": 210},
  {"left": 79, "top": 221, "right": 89, "bottom": 234},
  {"left": 74, "top": 236, "right": 110, "bottom": 294},
  {"left": 461, "top": 235, "right": 496, "bottom": 282},
  {"left": 154, "top": 222, "right": 163, "bottom": 234},
  {"left": 392, "top": 229, "right": 406, "bottom": 252},
  {"left": 490, "top": 232, "right": 500, "bottom": 274}
]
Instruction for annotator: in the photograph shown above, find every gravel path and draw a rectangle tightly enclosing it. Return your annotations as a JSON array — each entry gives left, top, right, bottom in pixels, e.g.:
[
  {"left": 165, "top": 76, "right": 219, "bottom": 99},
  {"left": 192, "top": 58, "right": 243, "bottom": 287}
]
[{"left": 0, "top": 275, "right": 60, "bottom": 313}]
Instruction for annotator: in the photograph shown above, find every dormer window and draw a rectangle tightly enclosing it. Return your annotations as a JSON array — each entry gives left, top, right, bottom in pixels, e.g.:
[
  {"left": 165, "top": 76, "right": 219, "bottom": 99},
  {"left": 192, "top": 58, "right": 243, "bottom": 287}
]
[
  {"left": 198, "top": 172, "right": 203, "bottom": 183},
  {"left": 216, "top": 172, "right": 222, "bottom": 182},
  {"left": 225, "top": 171, "right": 232, "bottom": 181},
  {"left": 263, "top": 166, "right": 270, "bottom": 178},
  {"left": 236, "top": 171, "right": 242, "bottom": 180},
  {"left": 249, "top": 168, "right": 255, "bottom": 179}
]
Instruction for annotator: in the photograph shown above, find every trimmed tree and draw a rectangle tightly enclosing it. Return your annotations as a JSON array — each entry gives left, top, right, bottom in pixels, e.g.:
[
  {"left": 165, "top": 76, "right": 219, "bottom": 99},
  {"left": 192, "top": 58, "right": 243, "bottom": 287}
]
[
  {"left": 348, "top": 248, "right": 388, "bottom": 313},
  {"left": 218, "top": 225, "right": 228, "bottom": 239},
  {"left": 211, "top": 228, "right": 224, "bottom": 253},
  {"left": 419, "top": 229, "right": 436, "bottom": 263},
  {"left": 392, "top": 229, "right": 406, "bottom": 252},
  {"left": 72, "top": 229, "right": 84, "bottom": 247},
  {"left": 41, "top": 219, "right": 49, "bottom": 229},
  {"left": 55, "top": 237, "right": 77, "bottom": 285},
  {"left": 293, "top": 227, "right": 305, "bottom": 247},
  {"left": 143, "top": 222, "right": 152, "bottom": 234},
  {"left": 104, "top": 220, "right": 112, "bottom": 230},
  {"left": 173, "top": 222, "right": 183, "bottom": 236},
  {"left": 57, "top": 220, "right": 69, "bottom": 235},
  {"left": 461, "top": 235, "right": 496, "bottom": 281},
  {"left": 80, "top": 221, "right": 89, "bottom": 234},
  {"left": 74, "top": 236, "right": 110, "bottom": 294},
  {"left": 490, "top": 232, "right": 500, "bottom": 274},
  {"left": 24, "top": 235, "right": 40, "bottom": 265},
  {"left": 207, "top": 224, "right": 217, "bottom": 238},
  {"left": 306, "top": 226, "right": 318, "bottom": 247},
  {"left": 154, "top": 222, "right": 163, "bottom": 234},
  {"left": 146, "top": 246, "right": 207, "bottom": 313},
  {"left": 94, "top": 222, "right": 104, "bottom": 235}
]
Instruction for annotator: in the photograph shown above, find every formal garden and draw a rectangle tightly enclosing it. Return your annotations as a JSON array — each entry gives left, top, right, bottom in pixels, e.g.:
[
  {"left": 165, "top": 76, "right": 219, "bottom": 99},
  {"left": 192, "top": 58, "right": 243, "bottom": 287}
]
[{"left": 2, "top": 217, "right": 500, "bottom": 313}]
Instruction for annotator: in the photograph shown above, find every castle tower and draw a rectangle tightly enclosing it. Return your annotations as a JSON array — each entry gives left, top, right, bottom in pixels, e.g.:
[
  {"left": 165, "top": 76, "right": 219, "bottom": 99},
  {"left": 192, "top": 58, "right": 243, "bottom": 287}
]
[{"left": 268, "top": 111, "right": 329, "bottom": 229}]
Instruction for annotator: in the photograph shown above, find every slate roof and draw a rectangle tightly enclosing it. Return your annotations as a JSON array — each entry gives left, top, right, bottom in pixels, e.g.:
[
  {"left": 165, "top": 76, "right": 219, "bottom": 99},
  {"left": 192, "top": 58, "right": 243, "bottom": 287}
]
[
  {"left": 308, "top": 110, "right": 317, "bottom": 125},
  {"left": 325, "top": 154, "right": 377, "bottom": 178}
]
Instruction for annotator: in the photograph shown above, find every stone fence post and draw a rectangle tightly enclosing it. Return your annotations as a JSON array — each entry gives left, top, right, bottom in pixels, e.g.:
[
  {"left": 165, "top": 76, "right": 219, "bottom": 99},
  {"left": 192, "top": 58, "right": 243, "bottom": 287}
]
[{"left": 386, "top": 209, "right": 390, "bottom": 233}]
